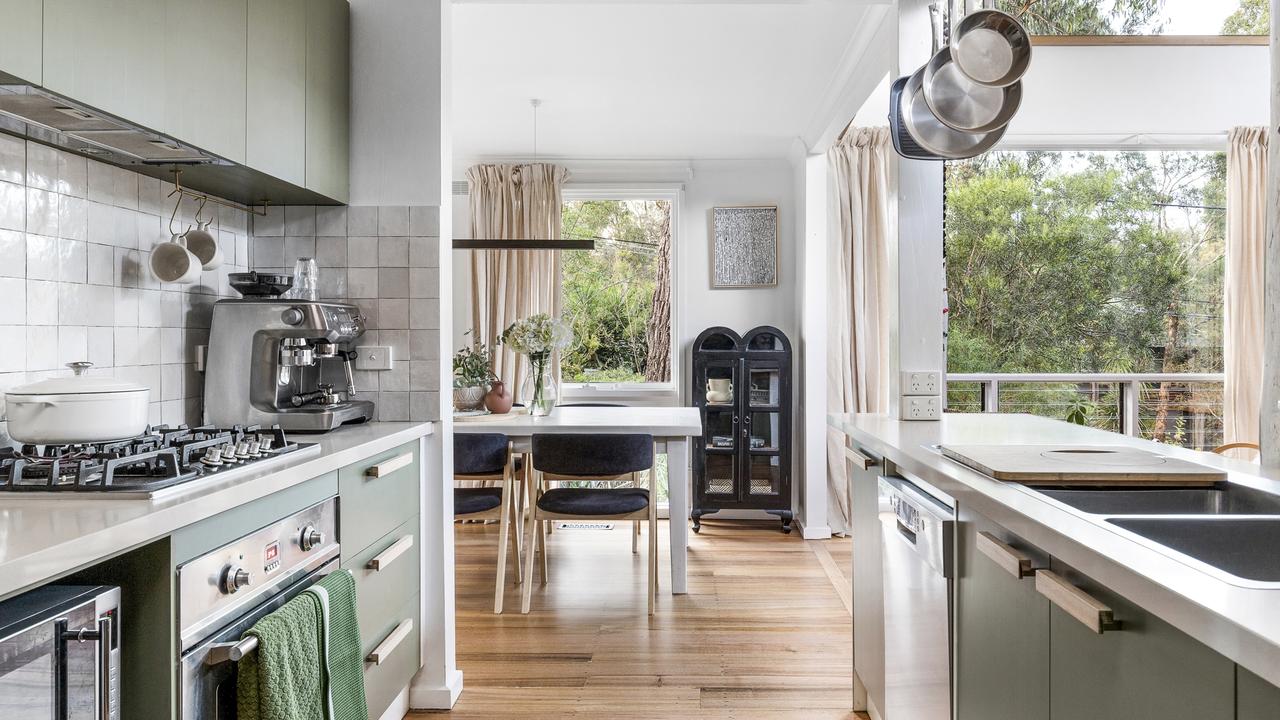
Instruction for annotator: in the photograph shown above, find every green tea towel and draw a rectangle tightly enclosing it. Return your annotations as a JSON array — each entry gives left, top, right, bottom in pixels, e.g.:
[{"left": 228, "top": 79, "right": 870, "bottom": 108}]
[
  {"left": 237, "top": 590, "right": 326, "bottom": 720},
  {"left": 306, "top": 570, "right": 368, "bottom": 720}
]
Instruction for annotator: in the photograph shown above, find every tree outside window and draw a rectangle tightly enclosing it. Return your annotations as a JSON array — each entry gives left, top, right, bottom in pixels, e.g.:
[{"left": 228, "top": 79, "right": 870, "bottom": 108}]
[{"left": 560, "top": 199, "right": 673, "bottom": 385}]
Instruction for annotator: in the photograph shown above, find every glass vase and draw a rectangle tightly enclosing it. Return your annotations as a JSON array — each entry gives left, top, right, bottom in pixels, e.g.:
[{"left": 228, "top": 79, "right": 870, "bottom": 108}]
[{"left": 521, "top": 355, "right": 558, "bottom": 416}]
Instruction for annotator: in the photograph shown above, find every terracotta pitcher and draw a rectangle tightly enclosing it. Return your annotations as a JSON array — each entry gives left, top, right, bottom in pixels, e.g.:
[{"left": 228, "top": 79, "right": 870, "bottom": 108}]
[{"left": 484, "top": 380, "right": 514, "bottom": 414}]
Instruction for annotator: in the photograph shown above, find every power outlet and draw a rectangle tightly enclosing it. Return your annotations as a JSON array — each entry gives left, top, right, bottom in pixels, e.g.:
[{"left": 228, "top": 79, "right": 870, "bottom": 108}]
[
  {"left": 900, "top": 395, "right": 941, "bottom": 421},
  {"left": 354, "top": 345, "right": 394, "bottom": 371},
  {"left": 901, "top": 371, "right": 941, "bottom": 396}
]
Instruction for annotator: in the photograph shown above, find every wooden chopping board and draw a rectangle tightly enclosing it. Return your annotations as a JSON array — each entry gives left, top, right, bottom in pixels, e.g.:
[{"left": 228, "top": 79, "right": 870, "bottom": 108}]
[{"left": 939, "top": 444, "right": 1226, "bottom": 486}]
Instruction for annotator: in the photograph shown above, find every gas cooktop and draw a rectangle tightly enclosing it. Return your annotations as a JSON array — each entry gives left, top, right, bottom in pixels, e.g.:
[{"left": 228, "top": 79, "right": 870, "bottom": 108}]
[{"left": 0, "top": 424, "right": 320, "bottom": 499}]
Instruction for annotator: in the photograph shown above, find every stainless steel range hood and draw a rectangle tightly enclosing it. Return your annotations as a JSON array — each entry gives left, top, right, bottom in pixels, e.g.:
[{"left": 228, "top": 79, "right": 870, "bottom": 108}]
[
  {"left": 0, "top": 75, "right": 340, "bottom": 206},
  {"left": 0, "top": 84, "right": 216, "bottom": 164}
]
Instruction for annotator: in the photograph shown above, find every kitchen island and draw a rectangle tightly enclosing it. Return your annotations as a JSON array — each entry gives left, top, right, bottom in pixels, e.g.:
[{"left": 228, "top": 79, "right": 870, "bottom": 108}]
[
  {"left": 830, "top": 412, "right": 1280, "bottom": 720},
  {"left": 0, "top": 421, "right": 454, "bottom": 720}
]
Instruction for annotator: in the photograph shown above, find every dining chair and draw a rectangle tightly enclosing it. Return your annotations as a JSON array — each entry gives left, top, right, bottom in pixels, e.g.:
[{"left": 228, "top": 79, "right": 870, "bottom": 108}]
[
  {"left": 454, "top": 432, "right": 524, "bottom": 614},
  {"left": 522, "top": 433, "right": 658, "bottom": 615},
  {"left": 545, "top": 403, "right": 627, "bottom": 538}
]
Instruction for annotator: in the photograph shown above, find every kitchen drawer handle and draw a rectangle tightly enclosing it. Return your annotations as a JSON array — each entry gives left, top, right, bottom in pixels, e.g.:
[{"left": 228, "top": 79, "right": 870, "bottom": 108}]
[
  {"left": 366, "top": 618, "right": 413, "bottom": 665},
  {"left": 842, "top": 446, "right": 876, "bottom": 471},
  {"left": 367, "top": 535, "right": 414, "bottom": 571},
  {"left": 977, "top": 531, "right": 1038, "bottom": 579},
  {"left": 366, "top": 452, "right": 413, "bottom": 479},
  {"left": 1034, "top": 570, "right": 1121, "bottom": 634}
]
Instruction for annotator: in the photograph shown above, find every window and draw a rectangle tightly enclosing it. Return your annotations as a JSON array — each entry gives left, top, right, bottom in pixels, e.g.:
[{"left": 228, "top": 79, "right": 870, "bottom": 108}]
[
  {"left": 559, "top": 196, "right": 675, "bottom": 388},
  {"left": 999, "top": 0, "right": 1268, "bottom": 37},
  {"left": 944, "top": 150, "right": 1228, "bottom": 448}
]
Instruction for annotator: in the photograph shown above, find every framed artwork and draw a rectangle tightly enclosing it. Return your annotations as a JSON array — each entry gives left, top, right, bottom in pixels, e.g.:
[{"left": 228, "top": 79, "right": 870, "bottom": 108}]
[{"left": 711, "top": 206, "right": 778, "bottom": 288}]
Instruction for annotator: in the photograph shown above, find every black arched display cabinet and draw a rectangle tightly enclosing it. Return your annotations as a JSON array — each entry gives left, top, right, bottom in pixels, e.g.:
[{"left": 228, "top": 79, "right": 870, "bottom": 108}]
[{"left": 691, "top": 325, "right": 793, "bottom": 533}]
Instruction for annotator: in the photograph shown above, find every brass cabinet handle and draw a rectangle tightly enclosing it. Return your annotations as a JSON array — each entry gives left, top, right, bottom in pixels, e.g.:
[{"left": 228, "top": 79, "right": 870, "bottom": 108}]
[
  {"left": 1035, "top": 570, "right": 1121, "bottom": 634},
  {"left": 842, "top": 446, "right": 876, "bottom": 471},
  {"left": 366, "top": 618, "right": 414, "bottom": 665},
  {"left": 367, "top": 535, "right": 414, "bottom": 572},
  {"left": 366, "top": 452, "right": 413, "bottom": 478},
  {"left": 977, "top": 531, "right": 1038, "bottom": 579}
]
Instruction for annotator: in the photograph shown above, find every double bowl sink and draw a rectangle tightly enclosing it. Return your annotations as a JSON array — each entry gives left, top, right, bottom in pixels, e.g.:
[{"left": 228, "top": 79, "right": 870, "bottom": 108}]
[{"left": 1033, "top": 485, "right": 1280, "bottom": 583}]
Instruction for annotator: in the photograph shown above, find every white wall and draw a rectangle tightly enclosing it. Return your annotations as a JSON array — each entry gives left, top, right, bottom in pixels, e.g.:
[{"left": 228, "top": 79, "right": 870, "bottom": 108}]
[{"left": 1006, "top": 44, "right": 1269, "bottom": 145}]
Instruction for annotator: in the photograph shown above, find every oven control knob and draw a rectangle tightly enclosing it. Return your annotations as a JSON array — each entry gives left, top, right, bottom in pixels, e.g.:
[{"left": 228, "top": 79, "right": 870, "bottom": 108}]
[
  {"left": 281, "top": 307, "right": 305, "bottom": 326},
  {"left": 300, "top": 526, "right": 324, "bottom": 552},
  {"left": 220, "top": 566, "right": 250, "bottom": 594}
]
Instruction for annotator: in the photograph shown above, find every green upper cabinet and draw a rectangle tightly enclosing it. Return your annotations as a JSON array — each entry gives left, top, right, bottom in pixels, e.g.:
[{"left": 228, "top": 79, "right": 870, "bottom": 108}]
[
  {"left": 43, "top": 0, "right": 168, "bottom": 131},
  {"left": 163, "top": 0, "right": 247, "bottom": 164},
  {"left": 1046, "top": 559, "right": 1235, "bottom": 720},
  {"left": 246, "top": 0, "right": 305, "bottom": 187},
  {"left": 955, "top": 506, "right": 1050, "bottom": 720},
  {"left": 0, "top": 0, "right": 43, "bottom": 83},
  {"left": 305, "top": 0, "right": 349, "bottom": 203}
]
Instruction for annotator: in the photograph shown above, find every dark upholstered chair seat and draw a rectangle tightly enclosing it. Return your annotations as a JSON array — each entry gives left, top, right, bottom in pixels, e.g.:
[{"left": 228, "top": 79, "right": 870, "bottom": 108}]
[
  {"left": 455, "top": 487, "right": 504, "bottom": 515},
  {"left": 536, "top": 487, "right": 650, "bottom": 516},
  {"left": 454, "top": 433, "right": 511, "bottom": 475}
]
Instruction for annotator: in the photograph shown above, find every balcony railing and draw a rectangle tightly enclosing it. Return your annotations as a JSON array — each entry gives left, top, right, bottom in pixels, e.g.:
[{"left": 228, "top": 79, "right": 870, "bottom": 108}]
[{"left": 947, "top": 373, "right": 1225, "bottom": 451}]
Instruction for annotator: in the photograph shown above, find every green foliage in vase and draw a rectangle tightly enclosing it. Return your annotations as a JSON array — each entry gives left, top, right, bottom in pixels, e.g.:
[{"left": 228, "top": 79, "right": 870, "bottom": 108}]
[
  {"left": 500, "top": 313, "right": 574, "bottom": 360},
  {"left": 452, "top": 340, "right": 494, "bottom": 389}
]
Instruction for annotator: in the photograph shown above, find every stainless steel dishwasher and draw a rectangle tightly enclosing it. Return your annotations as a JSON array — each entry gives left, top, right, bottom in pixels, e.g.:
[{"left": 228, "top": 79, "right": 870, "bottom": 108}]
[{"left": 879, "top": 474, "right": 955, "bottom": 720}]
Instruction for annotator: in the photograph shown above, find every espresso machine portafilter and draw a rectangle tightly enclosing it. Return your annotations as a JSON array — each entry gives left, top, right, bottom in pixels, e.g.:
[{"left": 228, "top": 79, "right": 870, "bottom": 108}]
[{"left": 204, "top": 300, "right": 374, "bottom": 431}]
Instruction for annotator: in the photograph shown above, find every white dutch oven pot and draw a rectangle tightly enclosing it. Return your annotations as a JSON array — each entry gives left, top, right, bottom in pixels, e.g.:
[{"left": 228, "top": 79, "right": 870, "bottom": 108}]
[{"left": 5, "top": 362, "right": 151, "bottom": 444}]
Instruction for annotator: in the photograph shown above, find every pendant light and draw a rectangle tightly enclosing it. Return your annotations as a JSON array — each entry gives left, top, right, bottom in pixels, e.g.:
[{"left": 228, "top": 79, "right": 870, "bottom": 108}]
[{"left": 453, "top": 98, "right": 595, "bottom": 251}]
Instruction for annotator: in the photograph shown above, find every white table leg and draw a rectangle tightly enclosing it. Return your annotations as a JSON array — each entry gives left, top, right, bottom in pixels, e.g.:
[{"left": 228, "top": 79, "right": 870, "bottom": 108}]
[{"left": 665, "top": 436, "right": 689, "bottom": 594}]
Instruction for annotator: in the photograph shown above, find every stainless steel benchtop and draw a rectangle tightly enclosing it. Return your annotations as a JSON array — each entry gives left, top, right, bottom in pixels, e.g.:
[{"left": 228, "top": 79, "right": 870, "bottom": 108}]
[{"left": 829, "top": 412, "right": 1280, "bottom": 687}]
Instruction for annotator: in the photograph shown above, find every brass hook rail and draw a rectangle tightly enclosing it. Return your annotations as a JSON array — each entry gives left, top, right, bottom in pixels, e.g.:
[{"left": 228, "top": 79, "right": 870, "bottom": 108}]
[{"left": 167, "top": 169, "right": 269, "bottom": 218}]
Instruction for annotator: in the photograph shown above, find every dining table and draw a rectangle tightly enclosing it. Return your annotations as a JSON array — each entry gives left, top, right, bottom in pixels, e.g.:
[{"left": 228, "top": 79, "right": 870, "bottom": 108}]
[{"left": 453, "top": 405, "right": 703, "bottom": 594}]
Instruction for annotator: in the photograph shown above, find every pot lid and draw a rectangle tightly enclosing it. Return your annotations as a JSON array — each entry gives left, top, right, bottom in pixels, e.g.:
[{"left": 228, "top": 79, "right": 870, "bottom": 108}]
[{"left": 8, "top": 362, "right": 148, "bottom": 395}]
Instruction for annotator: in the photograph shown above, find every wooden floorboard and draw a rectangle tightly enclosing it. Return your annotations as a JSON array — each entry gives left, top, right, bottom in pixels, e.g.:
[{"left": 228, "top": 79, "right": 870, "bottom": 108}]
[{"left": 413, "top": 518, "right": 866, "bottom": 719}]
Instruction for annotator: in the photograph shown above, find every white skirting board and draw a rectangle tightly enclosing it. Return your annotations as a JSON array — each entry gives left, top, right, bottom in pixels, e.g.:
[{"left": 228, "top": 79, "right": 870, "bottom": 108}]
[{"left": 377, "top": 687, "right": 409, "bottom": 720}]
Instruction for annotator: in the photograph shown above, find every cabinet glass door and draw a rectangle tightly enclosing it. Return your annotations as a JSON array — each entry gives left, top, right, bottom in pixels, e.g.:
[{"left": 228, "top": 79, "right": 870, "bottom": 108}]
[{"left": 701, "top": 359, "right": 739, "bottom": 499}]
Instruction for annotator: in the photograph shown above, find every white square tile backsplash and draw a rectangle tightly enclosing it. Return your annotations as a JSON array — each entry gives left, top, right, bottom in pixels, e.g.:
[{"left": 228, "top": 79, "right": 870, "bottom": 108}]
[
  {"left": 252, "top": 203, "right": 442, "bottom": 421},
  {"left": 0, "top": 139, "right": 252, "bottom": 446}
]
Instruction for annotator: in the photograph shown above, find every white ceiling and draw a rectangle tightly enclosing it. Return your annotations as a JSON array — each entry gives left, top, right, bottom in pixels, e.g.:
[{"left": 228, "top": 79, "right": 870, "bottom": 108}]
[{"left": 451, "top": 1, "right": 876, "bottom": 166}]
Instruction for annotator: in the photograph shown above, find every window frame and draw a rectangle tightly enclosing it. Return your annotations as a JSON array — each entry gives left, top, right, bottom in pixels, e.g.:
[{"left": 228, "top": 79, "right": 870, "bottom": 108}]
[{"left": 558, "top": 185, "right": 683, "bottom": 403}]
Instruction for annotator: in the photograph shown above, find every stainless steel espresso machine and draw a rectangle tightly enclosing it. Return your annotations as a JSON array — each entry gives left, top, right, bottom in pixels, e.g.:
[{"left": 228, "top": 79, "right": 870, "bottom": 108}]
[{"left": 203, "top": 299, "right": 374, "bottom": 431}]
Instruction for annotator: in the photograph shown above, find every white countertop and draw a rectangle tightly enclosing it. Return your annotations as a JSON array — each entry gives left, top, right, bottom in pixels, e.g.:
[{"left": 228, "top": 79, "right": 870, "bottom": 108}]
[
  {"left": 829, "top": 412, "right": 1280, "bottom": 687},
  {"left": 0, "top": 422, "right": 434, "bottom": 601}
]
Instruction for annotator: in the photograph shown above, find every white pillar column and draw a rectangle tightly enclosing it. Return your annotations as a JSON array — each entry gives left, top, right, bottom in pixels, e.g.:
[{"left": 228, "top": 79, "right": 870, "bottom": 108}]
[{"left": 1262, "top": 1, "right": 1280, "bottom": 468}]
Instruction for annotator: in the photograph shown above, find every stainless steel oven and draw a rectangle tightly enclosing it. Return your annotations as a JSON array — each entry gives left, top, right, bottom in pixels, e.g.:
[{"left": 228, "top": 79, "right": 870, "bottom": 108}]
[
  {"left": 0, "top": 585, "right": 121, "bottom": 720},
  {"left": 177, "top": 497, "right": 339, "bottom": 720},
  {"left": 879, "top": 474, "right": 955, "bottom": 720}
]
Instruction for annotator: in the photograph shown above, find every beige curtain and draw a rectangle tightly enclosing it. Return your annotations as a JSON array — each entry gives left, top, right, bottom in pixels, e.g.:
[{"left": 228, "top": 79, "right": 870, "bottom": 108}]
[
  {"left": 826, "top": 127, "right": 894, "bottom": 534},
  {"left": 467, "top": 163, "right": 571, "bottom": 399},
  {"left": 1224, "top": 128, "right": 1268, "bottom": 452}
]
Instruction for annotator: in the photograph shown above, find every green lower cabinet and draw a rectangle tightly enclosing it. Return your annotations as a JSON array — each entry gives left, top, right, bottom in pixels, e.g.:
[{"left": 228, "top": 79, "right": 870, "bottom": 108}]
[
  {"left": 954, "top": 506, "right": 1050, "bottom": 720},
  {"left": 1238, "top": 667, "right": 1280, "bottom": 720},
  {"left": 1046, "top": 560, "right": 1235, "bottom": 720}
]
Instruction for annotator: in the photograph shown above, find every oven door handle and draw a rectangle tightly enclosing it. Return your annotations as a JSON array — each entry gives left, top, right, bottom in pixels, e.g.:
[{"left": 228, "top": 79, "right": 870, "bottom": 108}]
[
  {"left": 205, "top": 635, "right": 259, "bottom": 665},
  {"left": 56, "top": 616, "right": 113, "bottom": 720}
]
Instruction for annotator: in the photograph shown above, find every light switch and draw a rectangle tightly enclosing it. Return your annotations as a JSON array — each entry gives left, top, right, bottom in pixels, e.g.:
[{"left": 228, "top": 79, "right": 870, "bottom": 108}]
[{"left": 355, "top": 345, "right": 393, "bottom": 371}]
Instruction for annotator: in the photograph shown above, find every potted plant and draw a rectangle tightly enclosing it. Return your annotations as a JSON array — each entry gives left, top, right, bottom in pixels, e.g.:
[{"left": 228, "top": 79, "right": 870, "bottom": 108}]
[
  {"left": 500, "top": 313, "right": 573, "bottom": 416},
  {"left": 452, "top": 340, "right": 495, "bottom": 412}
]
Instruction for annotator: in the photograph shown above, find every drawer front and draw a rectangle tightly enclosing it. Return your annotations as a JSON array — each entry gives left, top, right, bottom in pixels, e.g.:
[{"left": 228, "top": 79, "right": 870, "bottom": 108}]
[
  {"left": 345, "top": 518, "right": 420, "bottom": 646},
  {"left": 363, "top": 596, "right": 421, "bottom": 720},
  {"left": 339, "top": 442, "right": 420, "bottom": 555}
]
